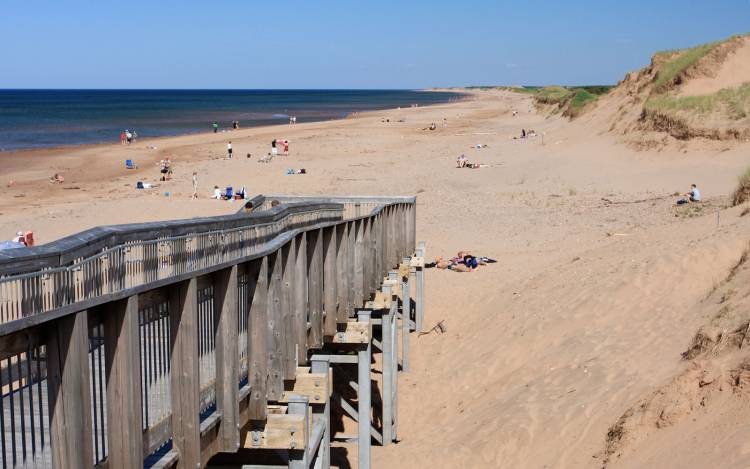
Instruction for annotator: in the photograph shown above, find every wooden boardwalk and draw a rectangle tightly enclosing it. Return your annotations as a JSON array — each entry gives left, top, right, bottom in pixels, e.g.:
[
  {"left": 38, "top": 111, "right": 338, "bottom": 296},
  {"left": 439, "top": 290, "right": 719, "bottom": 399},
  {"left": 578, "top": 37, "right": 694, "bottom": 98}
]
[{"left": 0, "top": 195, "right": 421, "bottom": 469}]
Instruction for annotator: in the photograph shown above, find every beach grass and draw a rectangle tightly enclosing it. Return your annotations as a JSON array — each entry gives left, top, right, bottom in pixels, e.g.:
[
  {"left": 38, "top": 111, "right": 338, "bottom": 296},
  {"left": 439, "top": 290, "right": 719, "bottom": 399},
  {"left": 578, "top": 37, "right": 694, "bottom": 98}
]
[
  {"left": 645, "top": 82, "right": 750, "bottom": 120},
  {"left": 651, "top": 38, "right": 737, "bottom": 93},
  {"left": 732, "top": 166, "right": 750, "bottom": 206},
  {"left": 568, "top": 89, "right": 599, "bottom": 114}
]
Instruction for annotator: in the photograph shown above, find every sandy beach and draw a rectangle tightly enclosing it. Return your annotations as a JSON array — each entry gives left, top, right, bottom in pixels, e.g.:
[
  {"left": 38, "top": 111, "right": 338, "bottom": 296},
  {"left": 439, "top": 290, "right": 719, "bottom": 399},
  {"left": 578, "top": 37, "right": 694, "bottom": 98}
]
[{"left": 3, "top": 89, "right": 750, "bottom": 468}]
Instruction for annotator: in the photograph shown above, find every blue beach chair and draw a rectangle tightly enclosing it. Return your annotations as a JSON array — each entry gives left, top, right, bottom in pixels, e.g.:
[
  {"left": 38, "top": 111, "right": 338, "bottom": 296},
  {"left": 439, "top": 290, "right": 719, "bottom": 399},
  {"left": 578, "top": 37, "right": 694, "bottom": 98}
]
[
  {"left": 223, "top": 187, "right": 233, "bottom": 200},
  {"left": 126, "top": 159, "right": 138, "bottom": 169}
]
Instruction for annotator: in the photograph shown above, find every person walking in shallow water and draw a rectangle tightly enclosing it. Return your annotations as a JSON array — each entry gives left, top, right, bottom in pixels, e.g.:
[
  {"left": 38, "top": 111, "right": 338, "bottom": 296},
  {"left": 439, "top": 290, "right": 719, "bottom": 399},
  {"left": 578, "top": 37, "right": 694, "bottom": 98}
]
[{"left": 212, "top": 122, "right": 218, "bottom": 133}]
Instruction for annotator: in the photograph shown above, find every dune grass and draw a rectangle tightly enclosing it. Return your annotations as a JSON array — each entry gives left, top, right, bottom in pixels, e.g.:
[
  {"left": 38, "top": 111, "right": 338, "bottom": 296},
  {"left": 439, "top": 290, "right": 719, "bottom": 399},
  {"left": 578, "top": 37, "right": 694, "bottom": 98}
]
[
  {"left": 652, "top": 40, "right": 723, "bottom": 92},
  {"left": 732, "top": 167, "right": 750, "bottom": 206},
  {"left": 646, "top": 81, "right": 750, "bottom": 120},
  {"left": 535, "top": 86, "right": 573, "bottom": 104},
  {"left": 568, "top": 89, "right": 598, "bottom": 114}
]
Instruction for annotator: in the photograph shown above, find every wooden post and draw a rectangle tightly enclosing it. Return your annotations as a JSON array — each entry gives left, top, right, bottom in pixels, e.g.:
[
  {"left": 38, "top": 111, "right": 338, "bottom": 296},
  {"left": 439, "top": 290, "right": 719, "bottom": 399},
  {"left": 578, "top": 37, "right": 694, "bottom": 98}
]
[
  {"left": 353, "top": 220, "right": 364, "bottom": 309},
  {"left": 103, "top": 296, "right": 144, "bottom": 468},
  {"left": 268, "top": 252, "right": 284, "bottom": 400},
  {"left": 322, "top": 226, "right": 338, "bottom": 336},
  {"left": 293, "top": 234, "right": 309, "bottom": 364},
  {"left": 335, "top": 223, "right": 349, "bottom": 324},
  {"left": 347, "top": 221, "right": 357, "bottom": 317},
  {"left": 214, "top": 265, "right": 240, "bottom": 452},
  {"left": 362, "top": 218, "right": 372, "bottom": 300},
  {"left": 169, "top": 278, "right": 200, "bottom": 468},
  {"left": 47, "top": 310, "right": 94, "bottom": 469},
  {"left": 307, "top": 229, "right": 324, "bottom": 348},
  {"left": 248, "top": 257, "right": 270, "bottom": 420},
  {"left": 357, "top": 310, "right": 372, "bottom": 469},
  {"left": 281, "top": 239, "right": 298, "bottom": 378}
]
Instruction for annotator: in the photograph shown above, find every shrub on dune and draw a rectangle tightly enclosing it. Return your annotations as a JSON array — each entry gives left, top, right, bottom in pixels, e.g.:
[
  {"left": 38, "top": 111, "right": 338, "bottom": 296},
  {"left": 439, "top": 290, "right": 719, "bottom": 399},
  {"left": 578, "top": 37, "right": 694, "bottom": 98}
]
[{"left": 732, "top": 167, "right": 750, "bottom": 206}]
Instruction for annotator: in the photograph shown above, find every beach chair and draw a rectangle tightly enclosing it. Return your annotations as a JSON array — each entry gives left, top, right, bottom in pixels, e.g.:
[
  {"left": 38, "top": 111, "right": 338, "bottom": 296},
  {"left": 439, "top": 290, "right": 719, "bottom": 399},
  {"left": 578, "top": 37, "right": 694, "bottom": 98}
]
[
  {"left": 223, "top": 187, "right": 233, "bottom": 200},
  {"left": 126, "top": 159, "right": 138, "bottom": 169}
]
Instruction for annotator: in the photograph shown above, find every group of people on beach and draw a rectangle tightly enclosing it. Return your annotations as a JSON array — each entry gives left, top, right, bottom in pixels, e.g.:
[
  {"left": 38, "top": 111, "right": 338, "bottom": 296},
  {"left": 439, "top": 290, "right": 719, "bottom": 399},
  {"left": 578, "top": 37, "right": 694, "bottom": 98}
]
[
  {"left": 0, "top": 231, "right": 34, "bottom": 251},
  {"left": 119, "top": 130, "right": 137, "bottom": 145}
]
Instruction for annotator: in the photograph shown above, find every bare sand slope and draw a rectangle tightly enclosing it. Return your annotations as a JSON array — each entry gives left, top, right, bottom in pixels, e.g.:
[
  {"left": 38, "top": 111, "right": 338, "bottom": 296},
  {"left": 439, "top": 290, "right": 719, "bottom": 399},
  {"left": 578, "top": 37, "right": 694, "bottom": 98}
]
[
  {"left": 2, "top": 90, "right": 750, "bottom": 468},
  {"left": 680, "top": 36, "right": 750, "bottom": 96}
]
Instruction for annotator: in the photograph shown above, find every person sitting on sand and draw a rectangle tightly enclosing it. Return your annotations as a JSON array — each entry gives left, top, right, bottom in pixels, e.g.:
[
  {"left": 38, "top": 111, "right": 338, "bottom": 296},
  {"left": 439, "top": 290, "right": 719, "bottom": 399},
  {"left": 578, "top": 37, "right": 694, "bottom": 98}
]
[
  {"left": 429, "top": 123, "right": 437, "bottom": 131},
  {"left": 676, "top": 184, "right": 701, "bottom": 205},
  {"left": 212, "top": 185, "right": 222, "bottom": 199},
  {"left": 521, "top": 129, "right": 526, "bottom": 138},
  {"left": 50, "top": 173, "right": 64, "bottom": 184},
  {"left": 456, "top": 154, "right": 467, "bottom": 168}
]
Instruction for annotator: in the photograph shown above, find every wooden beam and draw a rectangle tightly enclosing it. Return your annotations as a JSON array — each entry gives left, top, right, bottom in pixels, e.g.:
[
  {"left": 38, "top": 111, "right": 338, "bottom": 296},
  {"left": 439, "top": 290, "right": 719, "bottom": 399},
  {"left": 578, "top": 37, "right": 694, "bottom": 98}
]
[
  {"left": 293, "top": 233, "right": 309, "bottom": 364},
  {"left": 169, "top": 278, "right": 200, "bottom": 469},
  {"left": 329, "top": 321, "right": 370, "bottom": 344},
  {"left": 103, "top": 295, "right": 144, "bottom": 468},
  {"left": 241, "top": 414, "right": 306, "bottom": 450},
  {"left": 307, "top": 229, "right": 324, "bottom": 349},
  {"left": 278, "top": 371, "right": 330, "bottom": 404},
  {"left": 46, "top": 310, "right": 94, "bottom": 469},
  {"left": 335, "top": 223, "right": 349, "bottom": 323},
  {"left": 267, "top": 252, "right": 284, "bottom": 400},
  {"left": 214, "top": 265, "right": 240, "bottom": 452},
  {"left": 247, "top": 257, "right": 269, "bottom": 420},
  {"left": 322, "top": 226, "right": 338, "bottom": 336},
  {"left": 281, "top": 239, "right": 297, "bottom": 379}
]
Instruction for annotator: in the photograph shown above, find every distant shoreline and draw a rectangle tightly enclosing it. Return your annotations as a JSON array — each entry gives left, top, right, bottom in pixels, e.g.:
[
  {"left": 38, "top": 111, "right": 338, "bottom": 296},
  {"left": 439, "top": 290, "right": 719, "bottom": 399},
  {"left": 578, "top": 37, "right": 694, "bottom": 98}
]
[{"left": 0, "top": 89, "right": 466, "bottom": 154}]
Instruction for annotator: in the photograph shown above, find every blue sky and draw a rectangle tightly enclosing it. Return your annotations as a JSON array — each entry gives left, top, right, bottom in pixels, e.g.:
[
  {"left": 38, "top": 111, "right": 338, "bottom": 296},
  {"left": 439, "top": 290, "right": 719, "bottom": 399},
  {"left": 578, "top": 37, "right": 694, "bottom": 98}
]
[{"left": 1, "top": 0, "right": 747, "bottom": 89}]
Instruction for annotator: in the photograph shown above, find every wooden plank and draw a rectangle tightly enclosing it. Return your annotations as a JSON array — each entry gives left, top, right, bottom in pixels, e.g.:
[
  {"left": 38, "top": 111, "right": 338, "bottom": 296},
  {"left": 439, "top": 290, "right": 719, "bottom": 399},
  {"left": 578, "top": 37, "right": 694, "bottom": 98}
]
[
  {"left": 307, "top": 229, "right": 323, "bottom": 349},
  {"left": 329, "top": 321, "right": 370, "bottom": 344},
  {"left": 214, "top": 265, "right": 240, "bottom": 452},
  {"left": 335, "top": 223, "right": 349, "bottom": 324},
  {"left": 293, "top": 234, "right": 309, "bottom": 364},
  {"left": 278, "top": 371, "right": 329, "bottom": 404},
  {"left": 267, "top": 252, "right": 284, "bottom": 399},
  {"left": 280, "top": 240, "right": 297, "bottom": 379},
  {"left": 409, "top": 256, "right": 424, "bottom": 268},
  {"left": 169, "top": 278, "right": 200, "bottom": 469},
  {"left": 240, "top": 414, "right": 306, "bottom": 449},
  {"left": 322, "top": 226, "right": 338, "bottom": 336},
  {"left": 46, "top": 310, "right": 94, "bottom": 469},
  {"left": 103, "top": 295, "right": 144, "bottom": 467},
  {"left": 247, "top": 257, "right": 269, "bottom": 420}
]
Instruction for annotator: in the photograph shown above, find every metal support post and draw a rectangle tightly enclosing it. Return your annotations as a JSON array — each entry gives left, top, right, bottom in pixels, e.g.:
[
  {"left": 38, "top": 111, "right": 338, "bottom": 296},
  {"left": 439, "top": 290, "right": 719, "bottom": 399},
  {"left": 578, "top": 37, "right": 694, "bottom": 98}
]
[
  {"left": 288, "top": 395, "right": 310, "bottom": 469},
  {"left": 401, "top": 259, "right": 411, "bottom": 372},
  {"left": 380, "top": 286, "right": 393, "bottom": 446},
  {"left": 415, "top": 241, "right": 425, "bottom": 333},
  {"left": 357, "top": 310, "right": 372, "bottom": 469},
  {"left": 311, "top": 357, "right": 331, "bottom": 469}
]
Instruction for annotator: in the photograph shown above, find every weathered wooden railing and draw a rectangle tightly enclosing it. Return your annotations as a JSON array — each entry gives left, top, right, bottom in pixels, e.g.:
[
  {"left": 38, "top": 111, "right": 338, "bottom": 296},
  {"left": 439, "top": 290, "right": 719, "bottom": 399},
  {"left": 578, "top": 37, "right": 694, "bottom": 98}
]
[{"left": 0, "top": 195, "right": 417, "bottom": 469}]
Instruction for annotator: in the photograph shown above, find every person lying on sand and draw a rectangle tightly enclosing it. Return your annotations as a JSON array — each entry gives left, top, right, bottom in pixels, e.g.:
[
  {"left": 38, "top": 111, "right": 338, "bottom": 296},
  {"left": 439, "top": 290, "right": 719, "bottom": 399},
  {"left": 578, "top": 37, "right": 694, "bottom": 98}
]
[
  {"left": 456, "top": 154, "right": 467, "bottom": 168},
  {"left": 429, "top": 252, "right": 497, "bottom": 272},
  {"left": 49, "top": 173, "right": 64, "bottom": 184}
]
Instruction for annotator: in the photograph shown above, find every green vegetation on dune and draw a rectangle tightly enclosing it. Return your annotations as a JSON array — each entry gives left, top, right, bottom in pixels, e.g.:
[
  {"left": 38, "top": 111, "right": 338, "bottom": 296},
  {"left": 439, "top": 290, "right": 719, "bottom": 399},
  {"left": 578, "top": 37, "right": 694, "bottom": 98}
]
[
  {"left": 568, "top": 89, "right": 598, "bottom": 113},
  {"left": 644, "top": 34, "right": 750, "bottom": 127},
  {"left": 652, "top": 40, "right": 723, "bottom": 92},
  {"left": 646, "top": 82, "right": 750, "bottom": 120}
]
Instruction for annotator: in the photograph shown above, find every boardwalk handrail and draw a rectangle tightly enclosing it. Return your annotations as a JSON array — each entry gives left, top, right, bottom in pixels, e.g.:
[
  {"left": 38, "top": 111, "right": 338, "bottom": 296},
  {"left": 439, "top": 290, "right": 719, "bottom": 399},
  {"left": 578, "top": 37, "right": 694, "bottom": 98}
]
[{"left": 0, "top": 194, "right": 418, "bottom": 469}]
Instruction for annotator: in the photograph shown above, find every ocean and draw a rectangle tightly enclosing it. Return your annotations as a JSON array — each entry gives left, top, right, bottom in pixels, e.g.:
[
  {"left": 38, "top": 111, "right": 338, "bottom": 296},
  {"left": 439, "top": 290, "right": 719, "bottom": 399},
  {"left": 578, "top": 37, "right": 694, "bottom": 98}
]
[{"left": 0, "top": 89, "right": 461, "bottom": 152}]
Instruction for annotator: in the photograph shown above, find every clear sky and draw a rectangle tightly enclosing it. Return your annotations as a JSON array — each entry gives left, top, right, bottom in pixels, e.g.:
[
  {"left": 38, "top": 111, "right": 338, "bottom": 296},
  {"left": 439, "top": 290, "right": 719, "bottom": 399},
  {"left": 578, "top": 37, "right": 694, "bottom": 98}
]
[{"left": 1, "top": 0, "right": 748, "bottom": 89}]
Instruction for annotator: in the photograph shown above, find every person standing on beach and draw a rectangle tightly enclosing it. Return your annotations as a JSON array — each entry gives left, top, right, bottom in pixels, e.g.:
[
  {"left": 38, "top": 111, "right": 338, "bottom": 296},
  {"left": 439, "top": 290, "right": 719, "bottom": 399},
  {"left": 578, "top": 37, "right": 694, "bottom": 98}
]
[
  {"left": 125, "top": 130, "right": 133, "bottom": 144},
  {"left": 119, "top": 131, "right": 126, "bottom": 145},
  {"left": 283, "top": 140, "right": 289, "bottom": 155},
  {"left": 191, "top": 172, "right": 198, "bottom": 199},
  {"left": 271, "top": 139, "right": 278, "bottom": 157},
  {"left": 212, "top": 122, "right": 219, "bottom": 133},
  {"left": 227, "top": 141, "right": 233, "bottom": 159}
]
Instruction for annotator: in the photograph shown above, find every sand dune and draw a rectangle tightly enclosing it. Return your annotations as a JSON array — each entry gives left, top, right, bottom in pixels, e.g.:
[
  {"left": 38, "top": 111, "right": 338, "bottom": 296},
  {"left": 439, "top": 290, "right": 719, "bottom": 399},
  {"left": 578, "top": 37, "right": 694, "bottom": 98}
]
[{"left": 2, "top": 88, "right": 750, "bottom": 468}]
